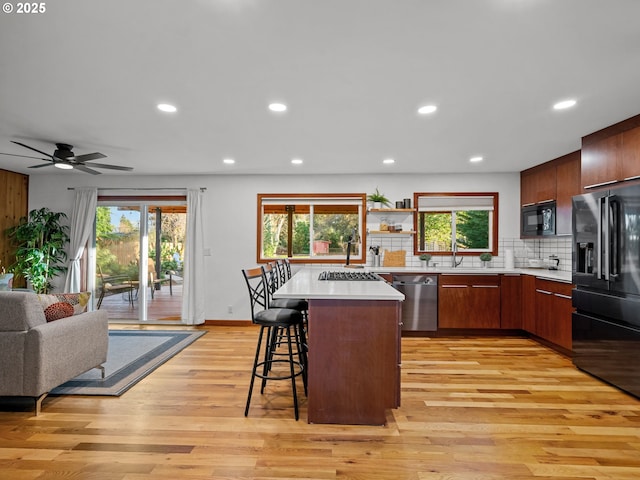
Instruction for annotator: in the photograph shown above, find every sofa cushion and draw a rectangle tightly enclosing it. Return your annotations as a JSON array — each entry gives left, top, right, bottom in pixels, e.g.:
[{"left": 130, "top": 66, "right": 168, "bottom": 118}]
[
  {"left": 38, "top": 292, "right": 91, "bottom": 316},
  {"left": 43, "top": 301, "right": 75, "bottom": 322}
]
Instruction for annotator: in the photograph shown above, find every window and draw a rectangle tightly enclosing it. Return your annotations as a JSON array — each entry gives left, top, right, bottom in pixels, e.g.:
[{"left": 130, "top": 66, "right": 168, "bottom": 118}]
[
  {"left": 258, "top": 193, "right": 366, "bottom": 263},
  {"left": 413, "top": 192, "right": 498, "bottom": 256}
]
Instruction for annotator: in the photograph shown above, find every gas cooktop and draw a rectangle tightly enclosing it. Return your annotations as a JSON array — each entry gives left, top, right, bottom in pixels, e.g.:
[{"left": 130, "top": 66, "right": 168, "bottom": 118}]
[{"left": 318, "top": 271, "right": 381, "bottom": 281}]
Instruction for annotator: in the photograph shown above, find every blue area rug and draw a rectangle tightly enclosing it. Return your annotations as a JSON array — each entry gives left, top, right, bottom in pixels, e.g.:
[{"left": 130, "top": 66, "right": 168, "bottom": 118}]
[{"left": 50, "top": 329, "right": 206, "bottom": 396}]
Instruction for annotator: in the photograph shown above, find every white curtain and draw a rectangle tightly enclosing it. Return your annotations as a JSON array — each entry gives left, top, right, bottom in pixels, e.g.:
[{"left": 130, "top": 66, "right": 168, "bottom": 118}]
[
  {"left": 181, "top": 188, "right": 205, "bottom": 324},
  {"left": 64, "top": 187, "right": 98, "bottom": 293}
]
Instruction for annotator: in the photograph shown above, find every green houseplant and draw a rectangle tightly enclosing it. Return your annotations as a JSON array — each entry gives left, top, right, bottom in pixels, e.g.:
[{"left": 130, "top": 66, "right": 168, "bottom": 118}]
[
  {"left": 479, "top": 252, "right": 492, "bottom": 268},
  {"left": 367, "top": 187, "right": 391, "bottom": 208},
  {"left": 419, "top": 253, "right": 432, "bottom": 267},
  {"left": 5, "top": 208, "right": 70, "bottom": 294}
]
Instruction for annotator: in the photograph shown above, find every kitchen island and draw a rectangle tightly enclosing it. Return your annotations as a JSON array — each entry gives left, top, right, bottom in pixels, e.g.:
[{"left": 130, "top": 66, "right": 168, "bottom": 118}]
[{"left": 273, "top": 268, "right": 404, "bottom": 425}]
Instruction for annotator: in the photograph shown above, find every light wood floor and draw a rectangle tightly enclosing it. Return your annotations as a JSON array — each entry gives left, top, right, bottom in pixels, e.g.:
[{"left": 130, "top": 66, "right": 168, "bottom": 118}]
[{"left": 2, "top": 325, "right": 640, "bottom": 479}]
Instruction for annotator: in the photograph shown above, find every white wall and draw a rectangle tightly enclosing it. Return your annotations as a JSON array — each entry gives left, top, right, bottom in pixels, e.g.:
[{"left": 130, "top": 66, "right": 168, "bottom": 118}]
[{"left": 28, "top": 171, "right": 520, "bottom": 321}]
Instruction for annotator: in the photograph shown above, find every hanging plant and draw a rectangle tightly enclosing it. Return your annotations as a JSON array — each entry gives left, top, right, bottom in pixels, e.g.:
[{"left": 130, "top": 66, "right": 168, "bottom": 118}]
[{"left": 5, "top": 208, "right": 69, "bottom": 294}]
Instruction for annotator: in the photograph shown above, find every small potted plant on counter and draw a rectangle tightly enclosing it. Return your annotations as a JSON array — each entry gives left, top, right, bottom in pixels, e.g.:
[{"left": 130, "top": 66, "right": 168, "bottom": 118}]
[
  {"left": 367, "top": 187, "right": 391, "bottom": 209},
  {"left": 479, "top": 252, "right": 493, "bottom": 268},
  {"left": 419, "top": 253, "right": 432, "bottom": 268}
]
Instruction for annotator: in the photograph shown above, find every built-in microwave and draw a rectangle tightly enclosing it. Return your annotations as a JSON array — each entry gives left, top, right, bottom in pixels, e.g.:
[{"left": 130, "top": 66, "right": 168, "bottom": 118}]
[{"left": 521, "top": 202, "right": 556, "bottom": 237}]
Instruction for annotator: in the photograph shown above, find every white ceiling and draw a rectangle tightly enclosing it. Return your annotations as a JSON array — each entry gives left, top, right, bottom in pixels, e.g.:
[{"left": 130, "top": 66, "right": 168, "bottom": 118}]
[{"left": 1, "top": 0, "right": 639, "bottom": 177}]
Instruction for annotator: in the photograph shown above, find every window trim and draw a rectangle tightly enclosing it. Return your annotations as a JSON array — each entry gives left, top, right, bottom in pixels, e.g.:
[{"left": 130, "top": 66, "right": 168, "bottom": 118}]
[
  {"left": 257, "top": 193, "right": 367, "bottom": 264},
  {"left": 413, "top": 192, "right": 499, "bottom": 256}
]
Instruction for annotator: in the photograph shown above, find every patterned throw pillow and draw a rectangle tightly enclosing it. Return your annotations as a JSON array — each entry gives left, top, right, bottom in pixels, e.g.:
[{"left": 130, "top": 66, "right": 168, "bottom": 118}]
[
  {"left": 38, "top": 291, "right": 92, "bottom": 316},
  {"left": 43, "top": 301, "right": 75, "bottom": 322}
]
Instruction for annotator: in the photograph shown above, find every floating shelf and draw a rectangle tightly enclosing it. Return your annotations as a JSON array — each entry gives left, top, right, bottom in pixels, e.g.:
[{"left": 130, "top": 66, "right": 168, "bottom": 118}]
[
  {"left": 368, "top": 208, "right": 415, "bottom": 213},
  {"left": 369, "top": 230, "right": 416, "bottom": 235}
]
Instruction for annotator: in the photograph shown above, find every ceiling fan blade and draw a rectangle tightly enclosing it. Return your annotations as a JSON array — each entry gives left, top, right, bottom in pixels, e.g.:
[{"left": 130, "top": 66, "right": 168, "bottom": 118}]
[
  {"left": 74, "top": 152, "right": 107, "bottom": 162},
  {"left": 73, "top": 164, "right": 101, "bottom": 175},
  {"left": 28, "top": 162, "right": 55, "bottom": 169},
  {"left": 81, "top": 162, "right": 133, "bottom": 171},
  {"left": 11, "top": 141, "right": 54, "bottom": 159},
  {"left": 0, "top": 152, "right": 50, "bottom": 161}
]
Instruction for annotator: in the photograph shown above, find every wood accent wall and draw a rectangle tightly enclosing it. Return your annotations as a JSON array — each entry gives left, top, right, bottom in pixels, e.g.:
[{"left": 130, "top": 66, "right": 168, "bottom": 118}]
[{"left": 0, "top": 169, "right": 29, "bottom": 273}]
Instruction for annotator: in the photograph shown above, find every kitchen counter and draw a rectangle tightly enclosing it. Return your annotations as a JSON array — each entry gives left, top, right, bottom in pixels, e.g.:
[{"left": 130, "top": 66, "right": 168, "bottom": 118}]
[
  {"left": 273, "top": 267, "right": 405, "bottom": 300},
  {"left": 279, "top": 265, "right": 573, "bottom": 284}
]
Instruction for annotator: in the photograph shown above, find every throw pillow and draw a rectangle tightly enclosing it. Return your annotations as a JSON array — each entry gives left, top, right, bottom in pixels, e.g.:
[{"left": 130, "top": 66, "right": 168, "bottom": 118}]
[
  {"left": 38, "top": 291, "right": 92, "bottom": 316},
  {"left": 44, "top": 301, "right": 75, "bottom": 322}
]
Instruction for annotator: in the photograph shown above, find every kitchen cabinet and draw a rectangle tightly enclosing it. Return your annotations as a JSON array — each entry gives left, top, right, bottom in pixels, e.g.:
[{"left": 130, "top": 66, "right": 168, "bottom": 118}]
[
  {"left": 581, "top": 115, "right": 640, "bottom": 190},
  {"left": 533, "top": 278, "right": 574, "bottom": 350},
  {"left": 621, "top": 127, "right": 640, "bottom": 181},
  {"left": 521, "top": 163, "right": 556, "bottom": 207},
  {"left": 581, "top": 132, "right": 623, "bottom": 189},
  {"left": 438, "top": 275, "right": 501, "bottom": 329},
  {"left": 520, "top": 151, "right": 580, "bottom": 236},
  {"left": 367, "top": 208, "right": 416, "bottom": 235},
  {"left": 500, "top": 274, "right": 522, "bottom": 329},
  {"left": 521, "top": 275, "right": 537, "bottom": 333},
  {"left": 555, "top": 151, "right": 581, "bottom": 235}
]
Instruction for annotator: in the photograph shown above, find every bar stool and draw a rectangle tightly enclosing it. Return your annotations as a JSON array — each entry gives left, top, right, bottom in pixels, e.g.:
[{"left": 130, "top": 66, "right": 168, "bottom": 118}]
[
  {"left": 242, "top": 266, "right": 307, "bottom": 420},
  {"left": 267, "top": 262, "right": 308, "bottom": 314}
]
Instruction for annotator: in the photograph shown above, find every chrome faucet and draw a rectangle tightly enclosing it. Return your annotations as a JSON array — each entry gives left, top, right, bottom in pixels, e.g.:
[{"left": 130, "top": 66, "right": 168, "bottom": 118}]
[{"left": 451, "top": 242, "right": 464, "bottom": 268}]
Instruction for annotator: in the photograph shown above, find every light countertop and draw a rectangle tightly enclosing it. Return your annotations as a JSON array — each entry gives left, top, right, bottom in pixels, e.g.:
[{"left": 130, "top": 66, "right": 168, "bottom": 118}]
[
  {"left": 273, "top": 266, "right": 572, "bottom": 301},
  {"left": 273, "top": 268, "right": 405, "bottom": 301}
]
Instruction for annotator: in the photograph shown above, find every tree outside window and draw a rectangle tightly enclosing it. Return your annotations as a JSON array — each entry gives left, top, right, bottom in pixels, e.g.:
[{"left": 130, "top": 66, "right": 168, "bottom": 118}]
[
  {"left": 414, "top": 193, "right": 498, "bottom": 256},
  {"left": 258, "top": 194, "right": 365, "bottom": 263}
]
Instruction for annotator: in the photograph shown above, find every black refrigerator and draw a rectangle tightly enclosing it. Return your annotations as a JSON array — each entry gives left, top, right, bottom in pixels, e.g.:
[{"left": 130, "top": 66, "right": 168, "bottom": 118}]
[{"left": 572, "top": 183, "right": 640, "bottom": 398}]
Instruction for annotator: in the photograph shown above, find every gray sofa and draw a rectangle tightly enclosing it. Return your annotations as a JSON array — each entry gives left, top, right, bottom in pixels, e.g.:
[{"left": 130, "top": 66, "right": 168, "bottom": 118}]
[{"left": 0, "top": 291, "right": 109, "bottom": 414}]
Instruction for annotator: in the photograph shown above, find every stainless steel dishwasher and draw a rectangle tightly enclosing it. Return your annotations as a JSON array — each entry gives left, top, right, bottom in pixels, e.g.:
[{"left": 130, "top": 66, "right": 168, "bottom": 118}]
[{"left": 392, "top": 274, "right": 438, "bottom": 332}]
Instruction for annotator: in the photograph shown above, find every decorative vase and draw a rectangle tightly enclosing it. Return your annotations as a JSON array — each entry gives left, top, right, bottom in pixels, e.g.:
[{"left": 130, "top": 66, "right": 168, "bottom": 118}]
[
  {"left": 0, "top": 273, "right": 14, "bottom": 291},
  {"left": 421, "top": 260, "right": 428, "bottom": 268},
  {"left": 481, "top": 260, "right": 490, "bottom": 268}
]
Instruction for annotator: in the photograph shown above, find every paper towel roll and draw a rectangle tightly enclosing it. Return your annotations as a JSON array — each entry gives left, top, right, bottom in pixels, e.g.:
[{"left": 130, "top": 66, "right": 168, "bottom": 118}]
[{"left": 505, "top": 249, "right": 515, "bottom": 270}]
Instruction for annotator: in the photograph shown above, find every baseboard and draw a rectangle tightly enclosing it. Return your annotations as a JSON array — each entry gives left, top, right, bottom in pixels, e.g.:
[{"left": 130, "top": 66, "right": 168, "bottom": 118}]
[{"left": 204, "top": 319, "right": 254, "bottom": 327}]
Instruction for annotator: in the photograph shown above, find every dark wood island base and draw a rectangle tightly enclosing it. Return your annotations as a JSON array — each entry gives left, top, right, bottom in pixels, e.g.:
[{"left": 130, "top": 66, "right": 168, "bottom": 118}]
[{"left": 307, "top": 298, "right": 402, "bottom": 425}]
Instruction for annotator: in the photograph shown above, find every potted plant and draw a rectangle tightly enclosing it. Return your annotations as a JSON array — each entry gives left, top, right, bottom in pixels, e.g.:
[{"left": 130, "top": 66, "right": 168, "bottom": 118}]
[
  {"left": 419, "top": 253, "right": 432, "bottom": 268},
  {"left": 367, "top": 187, "right": 391, "bottom": 209},
  {"left": 479, "top": 252, "right": 493, "bottom": 268},
  {"left": 5, "top": 208, "right": 70, "bottom": 294}
]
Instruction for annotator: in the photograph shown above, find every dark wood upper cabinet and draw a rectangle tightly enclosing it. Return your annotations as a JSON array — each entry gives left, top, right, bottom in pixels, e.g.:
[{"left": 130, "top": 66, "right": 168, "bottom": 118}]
[
  {"left": 581, "top": 133, "right": 623, "bottom": 189},
  {"left": 520, "top": 163, "right": 556, "bottom": 206},
  {"left": 621, "top": 127, "right": 640, "bottom": 181},
  {"left": 520, "top": 151, "right": 580, "bottom": 236},
  {"left": 555, "top": 151, "right": 581, "bottom": 235},
  {"left": 581, "top": 113, "right": 640, "bottom": 190}
]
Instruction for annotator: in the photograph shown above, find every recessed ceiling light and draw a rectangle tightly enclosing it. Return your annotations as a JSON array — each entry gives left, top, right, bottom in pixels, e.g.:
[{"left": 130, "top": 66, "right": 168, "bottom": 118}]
[
  {"left": 223, "top": 158, "right": 235, "bottom": 165},
  {"left": 553, "top": 99, "right": 577, "bottom": 110},
  {"left": 291, "top": 158, "right": 303, "bottom": 165},
  {"left": 54, "top": 163, "right": 73, "bottom": 170},
  {"left": 269, "top": 103, "right": 287, "bottom": 112},
  {"left": 157, "top": 103, "right": 177, "bottom": 113},
  {"left": 383, "top": 158, "right": 395, "bottom": 164},
  {"left": 469, "top": 156, "right": 483, "bottom": 163},
  {"left": 417, "top": 105, "right": 437, "bottom": 115}
]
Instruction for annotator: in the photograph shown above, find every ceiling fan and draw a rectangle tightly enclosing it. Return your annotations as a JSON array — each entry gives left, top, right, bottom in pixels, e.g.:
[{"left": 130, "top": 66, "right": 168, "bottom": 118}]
[{"left": 0, "top": 140, "right": 133, "bottom": 175}]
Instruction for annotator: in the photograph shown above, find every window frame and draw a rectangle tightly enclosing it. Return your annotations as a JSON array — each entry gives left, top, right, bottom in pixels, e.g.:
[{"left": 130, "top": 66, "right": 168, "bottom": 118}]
[
  {"left": 257, "top": 193, "right": 367, "bottom": 264},
  {"left": 413, "top": 192, "right": 499, "bottom": 256}
]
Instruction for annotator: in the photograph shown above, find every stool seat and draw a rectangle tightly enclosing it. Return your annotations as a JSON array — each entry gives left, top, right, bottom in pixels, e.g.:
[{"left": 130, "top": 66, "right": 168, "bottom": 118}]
[
  {"left": 255, "top": 307, "right": 303, "bottom": 325},
  {"left": 269, "top": 298, "right": 309, "bottom": 312}
]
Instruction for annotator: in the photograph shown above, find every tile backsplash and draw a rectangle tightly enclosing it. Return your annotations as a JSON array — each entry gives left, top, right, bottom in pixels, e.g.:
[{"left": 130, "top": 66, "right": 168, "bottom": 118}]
[{"left": 365, "top": 235, "right": 573, "bottom": 271}]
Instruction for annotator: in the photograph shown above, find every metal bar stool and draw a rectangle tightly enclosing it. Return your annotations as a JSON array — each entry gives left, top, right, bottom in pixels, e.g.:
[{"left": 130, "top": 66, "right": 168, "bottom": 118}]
[{"left": 242, "top": 266, "right": 307, "bottom": 420}]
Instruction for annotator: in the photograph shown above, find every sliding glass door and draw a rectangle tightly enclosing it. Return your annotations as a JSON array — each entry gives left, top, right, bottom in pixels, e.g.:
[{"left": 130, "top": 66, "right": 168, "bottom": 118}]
[{"left": 95, "top": 200, "right": 186, "bottom": 322}]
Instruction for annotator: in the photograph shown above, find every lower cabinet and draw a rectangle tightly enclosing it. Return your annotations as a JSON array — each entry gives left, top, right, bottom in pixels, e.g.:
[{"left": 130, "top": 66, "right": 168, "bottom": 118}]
[
  {"left": 439, "top": 275, "right": 501, "bottom": 328},
  {"left": 534, "top": 278, "right": 574, "bottom": 350},
  {"left": 437, "top": 274, "right": 573, "bottom": 351}
]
